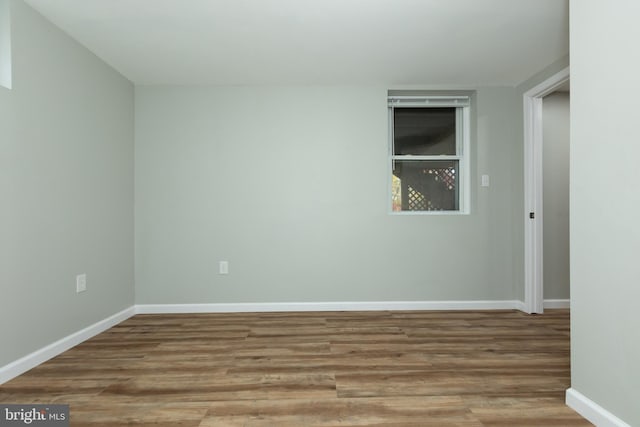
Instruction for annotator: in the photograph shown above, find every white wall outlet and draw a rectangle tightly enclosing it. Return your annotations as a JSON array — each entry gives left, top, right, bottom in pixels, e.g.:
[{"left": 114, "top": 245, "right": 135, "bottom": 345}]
[
  {"left": 76, "top": 274, "right": 87, "bottom": 293},
  {"left": 219, "top": 261, "right": 229, "bottom": 275},
  {"left": 481, "top": 174, "right": 490, "bottom": 187}
]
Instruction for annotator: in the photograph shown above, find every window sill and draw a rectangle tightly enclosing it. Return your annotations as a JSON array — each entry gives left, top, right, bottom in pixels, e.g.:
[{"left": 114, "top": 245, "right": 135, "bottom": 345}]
[{"left": 388, "top": 210, "right": 470, "bottom": 216}]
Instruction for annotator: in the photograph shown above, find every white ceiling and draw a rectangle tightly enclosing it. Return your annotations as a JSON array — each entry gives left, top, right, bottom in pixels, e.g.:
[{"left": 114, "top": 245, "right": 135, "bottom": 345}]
[{"left": 23, "top": 0, "right": 569, "bottom": 86}]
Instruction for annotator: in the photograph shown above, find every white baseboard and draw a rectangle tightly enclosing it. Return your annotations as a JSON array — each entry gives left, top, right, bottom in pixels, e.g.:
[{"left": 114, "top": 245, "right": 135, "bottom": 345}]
[
  {"left": 135, "top": 300, "right": 522, "bottom": 314},
  {"left": 566, "top": 388, "right": 631, "bottom": 427},
  {"left": 515, "top": 299, "right": 570, "bottom": 313},
  {"left": 544, "top": 299, "right": 570, "bottom": 309},
  {"left": 0, "top": 306, "right": 136, "bottom": 385}
]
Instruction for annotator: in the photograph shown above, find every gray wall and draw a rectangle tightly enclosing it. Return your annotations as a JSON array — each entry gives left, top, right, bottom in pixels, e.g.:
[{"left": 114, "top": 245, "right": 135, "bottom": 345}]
[
  {"left": 571, "top": 0, "right": 640, "bottom": 424},
  {"left": 543, "top": 92, "right": 570, "bottom": 299},
  {"left": 0, "top": 0, "right": 134, "bottom": 367},
  {"left": 135, "top": 85, "right": 521, "bottom": 304}
]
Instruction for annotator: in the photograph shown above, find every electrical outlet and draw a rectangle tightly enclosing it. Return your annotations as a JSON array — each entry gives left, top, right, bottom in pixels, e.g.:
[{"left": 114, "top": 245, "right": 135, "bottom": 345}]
[
  {"left": 76, "top": 274, "right": 87, "bottom": 293},
  {"left": 219, "top": 261, "right": 229, "bottom": 275}
]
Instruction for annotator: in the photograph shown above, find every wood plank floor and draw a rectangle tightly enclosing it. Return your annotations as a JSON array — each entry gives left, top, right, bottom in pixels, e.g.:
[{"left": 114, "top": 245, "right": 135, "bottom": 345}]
[{"left": 0, "top": 309, "right": 592, "bottom": 426}]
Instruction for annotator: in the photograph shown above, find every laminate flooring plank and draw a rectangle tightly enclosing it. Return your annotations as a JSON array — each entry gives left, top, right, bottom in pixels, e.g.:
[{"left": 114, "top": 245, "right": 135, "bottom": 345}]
[
  {"left": 1, "top": 377, "right": 119, "bottom": 395},
  {"left": 201, "top": 396, "right": 483, "bottom": 427},
  {"left": 425, "top": 353, "right": 570, "bottom": 370},
  {"left": 330, "top": 342, "right": 565, "bottom": 355},
  {"left": 227, "top": 353, "right": 432, "bottom": 376},
  {"left": 99, "top": 372, "right": 337, "bottom": 402},
  {"left": 335, "top": 371, "right": 568, "bottom": 399},
  {"left": 464, "top": 396, "right": 594, "bottom": 426},
  {"left": 70, "top": 401, "right": 209, "bottom": 427},
  {"left": 222, "top": 342, "right": 332, "bottom": 357}
]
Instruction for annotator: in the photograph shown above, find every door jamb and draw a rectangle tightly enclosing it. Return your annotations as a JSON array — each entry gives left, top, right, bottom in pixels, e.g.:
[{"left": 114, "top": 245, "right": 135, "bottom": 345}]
[{"left": 523, "top": 66, "right": 570, "bottom": 314}]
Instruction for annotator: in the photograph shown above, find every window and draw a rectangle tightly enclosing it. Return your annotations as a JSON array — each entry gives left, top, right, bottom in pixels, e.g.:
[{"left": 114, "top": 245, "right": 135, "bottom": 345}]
[{"left": 388, "top": 95, "right": 470, "bottom": 213}]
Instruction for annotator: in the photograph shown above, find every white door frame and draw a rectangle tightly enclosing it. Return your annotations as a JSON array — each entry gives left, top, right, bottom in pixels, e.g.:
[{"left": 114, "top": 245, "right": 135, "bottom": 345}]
[{"left": 523, "top": 66, "right": 570, "bottom": 314}]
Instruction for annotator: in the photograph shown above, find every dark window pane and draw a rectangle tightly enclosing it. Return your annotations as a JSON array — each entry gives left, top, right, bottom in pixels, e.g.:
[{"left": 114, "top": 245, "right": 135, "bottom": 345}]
[
  {"left": 394, "top": 108, "right": 456, "bottom": 155},
  {"left": 392, "top": 160, "right": 459, "bottom": 211}
]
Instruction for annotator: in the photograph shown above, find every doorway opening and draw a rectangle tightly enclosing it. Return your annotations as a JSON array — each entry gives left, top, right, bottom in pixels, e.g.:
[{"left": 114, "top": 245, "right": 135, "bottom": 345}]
[{"left": 523, "top": 66, "right": 570, "bottom": 314}]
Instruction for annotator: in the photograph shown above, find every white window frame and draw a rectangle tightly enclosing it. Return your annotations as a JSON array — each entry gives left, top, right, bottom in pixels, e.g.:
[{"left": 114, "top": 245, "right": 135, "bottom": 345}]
[{"left": 388, "top": 95, "right": 471, "bottom": 215}]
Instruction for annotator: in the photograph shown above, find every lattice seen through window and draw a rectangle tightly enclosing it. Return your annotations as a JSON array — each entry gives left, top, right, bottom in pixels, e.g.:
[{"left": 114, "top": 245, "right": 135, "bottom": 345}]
[
  {"left": 407, "top": 185, "right": 426, "bottom": 210},
  {"left": 394, "top": 163, "right": 458, "bottom": 211},
  {"left": 429, "top": 166, "right": 456, "bottom": 190}
]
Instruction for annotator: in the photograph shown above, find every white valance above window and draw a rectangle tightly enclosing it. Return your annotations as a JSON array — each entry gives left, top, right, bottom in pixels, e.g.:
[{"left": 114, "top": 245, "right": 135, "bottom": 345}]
[{"left": 387, "top": 96, "right": 470, "bottom": 108}]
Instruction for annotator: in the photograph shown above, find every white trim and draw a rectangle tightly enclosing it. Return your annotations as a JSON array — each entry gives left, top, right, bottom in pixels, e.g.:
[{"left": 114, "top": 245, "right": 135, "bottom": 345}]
[
  {"left": 460, "top": 105, "right": 471, "bottom": 214},
  {"left": 135, "top": 300, "right": 522, "bottom": 314},
  {"left": 523, "top": 66, "right": 570, "bottom": 314},
  {"left": 0, "top": 306, "right": 136, "bottom": 385},
  {"left": 543, "top": 299, "right": 570, "bottom": 309},
  {"left": 566, "top": 388, "right": 632, "bottom": 427},
  {"left": 523, "top": 94, "right": 544, "bottom": 313}
]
